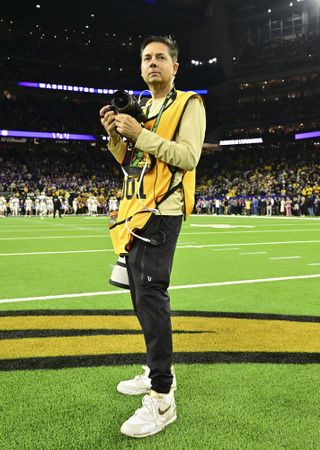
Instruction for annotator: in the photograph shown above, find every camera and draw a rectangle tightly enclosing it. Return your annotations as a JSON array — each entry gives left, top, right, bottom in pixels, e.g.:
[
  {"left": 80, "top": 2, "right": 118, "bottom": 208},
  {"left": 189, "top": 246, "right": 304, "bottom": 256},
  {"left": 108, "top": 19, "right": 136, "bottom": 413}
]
[{"left": 110, "top": 90, "right": 146, "bottom": 123}]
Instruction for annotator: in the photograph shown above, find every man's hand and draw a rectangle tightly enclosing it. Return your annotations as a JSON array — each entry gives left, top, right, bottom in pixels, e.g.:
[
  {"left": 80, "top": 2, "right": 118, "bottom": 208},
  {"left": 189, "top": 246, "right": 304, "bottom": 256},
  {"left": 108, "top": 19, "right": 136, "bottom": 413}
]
[
  {"left": 114, "top": 114, "right": 143, "bottom": 142},
  {"left": 99, "top": 105, "right": 120, "bottom": 146}
]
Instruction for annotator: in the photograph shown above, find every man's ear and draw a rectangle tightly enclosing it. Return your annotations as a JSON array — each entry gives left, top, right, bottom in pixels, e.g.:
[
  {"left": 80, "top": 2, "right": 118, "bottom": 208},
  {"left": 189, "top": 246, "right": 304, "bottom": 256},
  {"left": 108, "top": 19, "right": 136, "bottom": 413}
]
[{"left": 173, "top": 62, "right": 179, "bottom": 76}]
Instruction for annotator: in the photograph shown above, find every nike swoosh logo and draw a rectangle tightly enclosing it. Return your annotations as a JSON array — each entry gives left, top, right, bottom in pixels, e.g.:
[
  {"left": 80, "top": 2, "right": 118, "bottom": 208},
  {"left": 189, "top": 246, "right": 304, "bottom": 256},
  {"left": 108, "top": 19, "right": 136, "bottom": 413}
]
[{"left": 158, "top": 405, "right": 171, "bottom": 416}]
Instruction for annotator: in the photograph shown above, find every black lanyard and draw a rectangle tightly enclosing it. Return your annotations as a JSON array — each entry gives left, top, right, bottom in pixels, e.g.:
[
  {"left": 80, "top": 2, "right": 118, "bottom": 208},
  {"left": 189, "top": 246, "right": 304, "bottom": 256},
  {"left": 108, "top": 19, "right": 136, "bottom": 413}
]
[{"left": 145, "top": 88, "right": 176, "bottom": 133}]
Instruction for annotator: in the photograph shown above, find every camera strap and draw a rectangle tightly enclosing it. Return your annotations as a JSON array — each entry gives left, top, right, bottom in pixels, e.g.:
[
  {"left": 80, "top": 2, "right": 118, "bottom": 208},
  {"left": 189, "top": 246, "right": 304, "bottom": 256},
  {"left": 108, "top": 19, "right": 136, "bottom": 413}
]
[
  {"left": 145, "top": 87, "right": 177, "bottom": 132},
  {"left": 122, "top": 88, "right": 176, "bottom": 175}
]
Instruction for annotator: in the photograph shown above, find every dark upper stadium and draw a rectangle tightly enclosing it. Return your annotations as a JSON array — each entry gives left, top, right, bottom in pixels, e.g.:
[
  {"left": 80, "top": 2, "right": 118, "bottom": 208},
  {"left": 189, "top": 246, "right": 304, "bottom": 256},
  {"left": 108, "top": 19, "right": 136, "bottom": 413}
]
[{"left": 1, "top": 0, "right": 320, "bottom": 215}]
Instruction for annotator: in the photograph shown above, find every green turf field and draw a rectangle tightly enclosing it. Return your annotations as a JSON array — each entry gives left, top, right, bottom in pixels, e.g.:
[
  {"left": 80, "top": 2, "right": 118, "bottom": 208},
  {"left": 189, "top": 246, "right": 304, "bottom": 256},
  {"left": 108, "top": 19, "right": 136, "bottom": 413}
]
[{"left": 0, "top": 215, "right": 320, "bottom": 449}]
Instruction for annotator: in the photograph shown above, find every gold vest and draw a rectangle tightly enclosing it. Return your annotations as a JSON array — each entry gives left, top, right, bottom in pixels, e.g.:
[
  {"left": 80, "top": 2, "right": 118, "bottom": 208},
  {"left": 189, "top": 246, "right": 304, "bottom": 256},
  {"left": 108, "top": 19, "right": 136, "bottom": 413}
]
[{"left": 110, "top": 90, "right": 199, "bottom": 255}]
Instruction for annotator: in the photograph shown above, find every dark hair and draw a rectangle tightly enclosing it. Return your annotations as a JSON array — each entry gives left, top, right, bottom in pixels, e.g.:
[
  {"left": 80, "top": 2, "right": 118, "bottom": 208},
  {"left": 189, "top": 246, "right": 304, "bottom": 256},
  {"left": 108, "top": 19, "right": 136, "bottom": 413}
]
[{"left": 140, "top": 35, "right": 179, "bottom": 62}]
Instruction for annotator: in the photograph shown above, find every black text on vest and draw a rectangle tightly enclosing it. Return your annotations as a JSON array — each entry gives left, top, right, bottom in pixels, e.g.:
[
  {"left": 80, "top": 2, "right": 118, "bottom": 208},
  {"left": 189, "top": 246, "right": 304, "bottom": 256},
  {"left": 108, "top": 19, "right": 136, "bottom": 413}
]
[{"left": 120, "top": 176, "right": 147, "bottom": 200}]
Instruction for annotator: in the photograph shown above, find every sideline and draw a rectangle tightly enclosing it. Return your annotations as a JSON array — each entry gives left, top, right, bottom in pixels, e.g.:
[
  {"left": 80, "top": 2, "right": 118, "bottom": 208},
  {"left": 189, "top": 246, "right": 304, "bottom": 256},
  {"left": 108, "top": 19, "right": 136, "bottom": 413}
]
[
  {"left": 177, "top": 240, "right": 320, "bottom": 248},
  {"left": 1, "top": 233, "right": 320, "bottom": 242},
  {"left": 1, "top": 273, "right": 320, "bottom": 304},
  {"left": 0, "top": 235, "right": 108, "bottom": 241},
  {"left": 269, "top": 256, "right": 301, "bottom": 260},
  {"left": 0, "top": 249, "right": 113, "bottom": 257},
  {"left": 180, "top": 228, "right": 320, "bottom": 235},
  {"left": 1, "top": 239, "right": 320, "bottom": 256},
  {"left": 190, "top": 214, "right": 320, "bottom": 221}
]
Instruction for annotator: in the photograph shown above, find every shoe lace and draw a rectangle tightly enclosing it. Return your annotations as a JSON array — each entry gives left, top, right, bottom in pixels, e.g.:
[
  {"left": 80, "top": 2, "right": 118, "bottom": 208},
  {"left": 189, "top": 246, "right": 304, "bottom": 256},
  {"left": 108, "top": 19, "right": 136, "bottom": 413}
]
[
  {"left": 133, "top": 365, "right": 149, "bottom": 381},
  {"left": 135, "top": 395, "right": 164, "bottom": 426},
  {"left": 133, "top": 374, "right": 146, "bottom": 381}
]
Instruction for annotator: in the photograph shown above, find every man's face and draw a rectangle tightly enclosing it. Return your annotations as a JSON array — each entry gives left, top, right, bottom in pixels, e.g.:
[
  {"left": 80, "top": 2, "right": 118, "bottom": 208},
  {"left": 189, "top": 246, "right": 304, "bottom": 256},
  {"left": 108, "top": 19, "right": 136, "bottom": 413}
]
[{"left": 141, "top": 42, "right": 179, "bottom": 88}]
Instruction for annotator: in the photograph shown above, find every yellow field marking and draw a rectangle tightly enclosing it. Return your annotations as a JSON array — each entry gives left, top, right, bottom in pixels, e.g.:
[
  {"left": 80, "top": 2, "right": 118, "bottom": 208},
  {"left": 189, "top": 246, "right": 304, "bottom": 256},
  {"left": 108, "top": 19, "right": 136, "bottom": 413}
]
[
  {"left": 0, "top": 316, "right": 319, "bottom": 359},
  {"left": 0, "top": 315, "right": 141, "bottom": 331}
]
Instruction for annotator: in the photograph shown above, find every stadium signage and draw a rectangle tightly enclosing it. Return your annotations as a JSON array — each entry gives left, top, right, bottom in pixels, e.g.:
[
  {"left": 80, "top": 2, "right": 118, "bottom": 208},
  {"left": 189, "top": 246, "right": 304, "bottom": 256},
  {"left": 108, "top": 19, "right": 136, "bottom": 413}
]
[
  {"left": 295, "top": 130, "right": 320, "bottom": 140},
  {"left": 219, "top": 138, "right": 263, "bottom": 146},
  {"left": 17, "top": 81, "right": 208, "bottom": 96},
  {"left": 0, "top": 130, "right": 96, "bottom": 141},
  {"left": 1, "top": 136, "right": 27, "bottom": 143}
]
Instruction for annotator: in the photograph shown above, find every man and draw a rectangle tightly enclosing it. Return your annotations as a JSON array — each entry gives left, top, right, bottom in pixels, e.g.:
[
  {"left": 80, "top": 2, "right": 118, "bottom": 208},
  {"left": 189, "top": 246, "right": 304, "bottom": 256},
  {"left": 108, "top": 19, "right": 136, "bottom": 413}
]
[
  {"left": 53, "top": 195, "right": 62, "bottom": 218},
  {"left": 24, "top": 196, "right": 33, "bottom": 217},
  {"left": 46, "top": 195, "right": 54, "bottom": 217},
  {"left": 214, "top": 197, "right": 221, "bottom": 215},
  {"left": 91, "top": 195, "right": 99, "bottom": 216},
  {"left": 0, "top": 196, "right": 7, "bottom": 217},
  {"left": 245, "top": 197, "right": 251, "bottom": 216},
  {"left": 38, "top": 191, "right": 47, "bottom": 219},
  {"left": 63, "top": 198, "right": 69, "bottom": 216},
  {"left": 108, "top": 195, "right": 118, "bottom": 214},
  {"left": 100, "top": 35, "right": 206, "bottom": 438},
  {"left": 35, "top": 196, "right": 40, "bottom": 216},
  {"left": 266, "top": 196, "right": 274, "bottom": 216},
  {"left": 11, "top": 196, "right": 20, "bottom": 216},
  {"left": 87, "top": 195, "right": 93, "bottom": 216},
  {"left": 72, "top": 197, "right": 78, "bottom": 215}
]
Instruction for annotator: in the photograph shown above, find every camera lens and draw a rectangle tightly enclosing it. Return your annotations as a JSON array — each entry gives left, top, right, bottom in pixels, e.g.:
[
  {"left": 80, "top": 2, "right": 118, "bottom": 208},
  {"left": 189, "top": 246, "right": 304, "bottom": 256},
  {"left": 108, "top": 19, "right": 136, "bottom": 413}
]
[
  {"left": 111, "top": 90, "right": 146, "bottom": 123},
  {"left": 113, "top": 91, "right": 130, "bottom": 110}
]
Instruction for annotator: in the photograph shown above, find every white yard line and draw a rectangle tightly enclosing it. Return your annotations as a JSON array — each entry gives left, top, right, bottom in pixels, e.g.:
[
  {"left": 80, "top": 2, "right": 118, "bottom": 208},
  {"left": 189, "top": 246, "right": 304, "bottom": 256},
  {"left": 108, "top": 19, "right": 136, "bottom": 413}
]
[
  {"left": 0, "top": 240, "right": 319, "bottom": 253},
  {"left": 190, "top": 224, "right": 255, "bottom": 229},
  {"left": 0, "top": 226, "right": 46, "bottom": 230},
  {"left": 2, "top": 215, "right": 319, "bottom": 222},
  {"left": 0, "top": 235, "right": 108, "bottom": 241},
  {"left": 0, "top": 249, "right": 113, "bottom": 257},
  {"left": 213, "top": 248, "right": 240, "bottom": 251},
  {"left": 0, "top": 227, "right": 105, "bottom": 232},
  {"left": 189, "top": 214, "right": 320, "bottom": 221},
  {"left": 1, "top": 229, "right": 319, "bottom": 241},
  {"left": 239, "top": 252, "right": 268, "bottom": 255},
  {"left": 1, "top": 273, "right": 320, "bottom": 304},
  {"left": 84, "top": 217, "right": 107, "bottom": 220},
  {"left": 269, "top": 256, "right": 301, "bottom": 260},
  {"left": 308, "top": 263, "right": 320, "bottom": 266},
  {"left": 181, "top": 228, "right": 320, "bottom": 235},
  {"left": 177, "top": 240, "right": 320, "bottom": 248}
]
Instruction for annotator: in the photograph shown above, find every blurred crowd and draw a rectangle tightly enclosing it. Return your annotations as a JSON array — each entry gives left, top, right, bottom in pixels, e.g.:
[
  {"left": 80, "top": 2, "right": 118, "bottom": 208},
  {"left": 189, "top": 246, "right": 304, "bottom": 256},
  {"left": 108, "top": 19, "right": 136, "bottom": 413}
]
[
  {"left": 1, "top": 141, "right": 319, "bottom": 217},
  {"left": 1, "top": 94, "right": 101, "bottom": 135},
  {"left": 236, "top": 33, "right": 320, "bottom": 74},
  {"left": 196, "top": 142, "right": 320, "bottom": 216},
  {"left": 1, "top": 29, "right": 143, "bottom": 88},
  {"left": 216, "top": 93, "right": 320, "bottom": 129},
  {"left": 0, "top": 145, "right": 122, "bottom": 216}
]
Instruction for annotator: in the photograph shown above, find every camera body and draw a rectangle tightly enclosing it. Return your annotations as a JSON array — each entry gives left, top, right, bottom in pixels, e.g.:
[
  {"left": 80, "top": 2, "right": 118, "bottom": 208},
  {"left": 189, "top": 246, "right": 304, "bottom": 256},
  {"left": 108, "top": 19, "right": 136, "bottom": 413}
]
[{"left": 110, "top": 90, "right": 146, "bottom": 123}]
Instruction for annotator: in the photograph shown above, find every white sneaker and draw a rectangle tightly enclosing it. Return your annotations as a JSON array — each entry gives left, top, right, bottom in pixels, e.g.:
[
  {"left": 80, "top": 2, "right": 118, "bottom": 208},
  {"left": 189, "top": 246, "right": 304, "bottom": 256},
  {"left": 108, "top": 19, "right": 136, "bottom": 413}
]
[
  {"left": 117, "top": 365, "right": 177, "bottom": 395},
  {"left": 120, "top": 390, "right": 177, "bottom": 438}
]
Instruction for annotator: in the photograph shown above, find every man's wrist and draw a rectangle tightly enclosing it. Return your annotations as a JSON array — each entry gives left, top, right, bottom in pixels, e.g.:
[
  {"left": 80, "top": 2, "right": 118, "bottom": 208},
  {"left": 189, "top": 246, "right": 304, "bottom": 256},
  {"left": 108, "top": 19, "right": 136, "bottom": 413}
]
[
  {"left": 135, "top": 127, "right": 149, "bottom": 149},
  {"left": 133, "top": 127, "right": 143, "bottom": 142}
]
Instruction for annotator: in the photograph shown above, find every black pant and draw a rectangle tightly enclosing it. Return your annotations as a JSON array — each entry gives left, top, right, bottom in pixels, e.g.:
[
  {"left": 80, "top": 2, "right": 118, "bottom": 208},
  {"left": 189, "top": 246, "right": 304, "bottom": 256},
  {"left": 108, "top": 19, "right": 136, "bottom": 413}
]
[
  {"left": 126, "top": 214, "right": 182, "bottom": 394},
  {"left": 53, "top": 207, "right": 62, "bottom": 218}
]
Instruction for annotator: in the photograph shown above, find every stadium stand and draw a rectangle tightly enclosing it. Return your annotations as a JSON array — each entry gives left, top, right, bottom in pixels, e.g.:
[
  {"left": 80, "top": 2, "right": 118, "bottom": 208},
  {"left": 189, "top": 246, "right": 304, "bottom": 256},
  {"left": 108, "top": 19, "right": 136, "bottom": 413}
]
[
  {"left": 1, "top": 0, "right": 320, "bottom": 217},
  {"left": 0, "top": 141, "right": 319, "bottom": 217}
]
